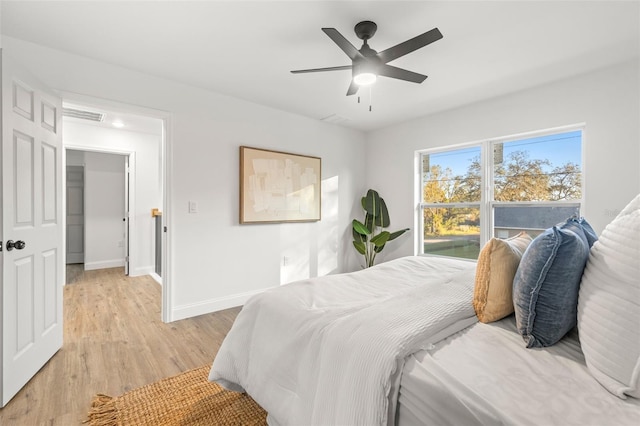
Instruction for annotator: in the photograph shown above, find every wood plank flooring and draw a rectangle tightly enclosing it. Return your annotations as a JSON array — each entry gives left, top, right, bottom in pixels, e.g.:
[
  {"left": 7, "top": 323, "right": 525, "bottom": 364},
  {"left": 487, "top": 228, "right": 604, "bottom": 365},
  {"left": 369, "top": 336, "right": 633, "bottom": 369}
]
[{"left": 0, "top": 266, "right": 241, "bottom": 425}]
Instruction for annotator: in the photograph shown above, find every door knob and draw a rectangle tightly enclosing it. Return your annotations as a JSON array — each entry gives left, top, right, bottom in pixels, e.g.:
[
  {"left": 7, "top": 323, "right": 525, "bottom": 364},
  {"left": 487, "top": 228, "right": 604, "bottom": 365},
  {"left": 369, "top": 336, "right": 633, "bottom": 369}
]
[{"left": 5, "top": 240, "right": 26, "bottom": 251}]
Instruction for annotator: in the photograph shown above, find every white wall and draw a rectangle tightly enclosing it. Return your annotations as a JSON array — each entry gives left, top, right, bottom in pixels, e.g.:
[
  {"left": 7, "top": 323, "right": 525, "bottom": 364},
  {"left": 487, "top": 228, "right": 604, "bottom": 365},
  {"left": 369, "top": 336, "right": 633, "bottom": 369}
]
[
  {"left": 3, "top": 37, "right": 367, "bottom": 321},
  {"left": 64, "top": 122, "right": 162, "bottom": 276},
  {"left": 366, "top": 60, "right": 640, "bottom": 261}
]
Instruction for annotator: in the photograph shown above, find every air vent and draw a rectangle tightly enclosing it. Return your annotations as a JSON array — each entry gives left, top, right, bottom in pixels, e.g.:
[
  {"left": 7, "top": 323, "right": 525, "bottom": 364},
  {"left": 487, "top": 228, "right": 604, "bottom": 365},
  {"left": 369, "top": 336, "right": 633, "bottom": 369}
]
[
  {"left": 320, "top": 114, "right": 350, "bottom": 124},
  {"left": 62, "top": 107, "right": 105, "bottom": 122}
]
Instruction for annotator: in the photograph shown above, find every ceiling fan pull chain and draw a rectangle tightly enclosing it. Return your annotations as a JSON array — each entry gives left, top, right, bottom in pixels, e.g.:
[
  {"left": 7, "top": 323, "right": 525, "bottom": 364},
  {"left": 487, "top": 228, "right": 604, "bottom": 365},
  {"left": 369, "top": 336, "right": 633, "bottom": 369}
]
[
  {"left": 369, "top": 86, "right": 373, "bottom": 112},
  {"left": 358, "top": 96, "right": 361, "bottom": 104}
]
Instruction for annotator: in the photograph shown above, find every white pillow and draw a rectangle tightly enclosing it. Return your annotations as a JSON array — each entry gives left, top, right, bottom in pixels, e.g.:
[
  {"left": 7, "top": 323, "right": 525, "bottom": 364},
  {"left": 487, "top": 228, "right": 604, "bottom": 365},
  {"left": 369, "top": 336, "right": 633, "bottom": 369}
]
[{"left": 577, "top": 193, "right": 640, "bottom": 399}]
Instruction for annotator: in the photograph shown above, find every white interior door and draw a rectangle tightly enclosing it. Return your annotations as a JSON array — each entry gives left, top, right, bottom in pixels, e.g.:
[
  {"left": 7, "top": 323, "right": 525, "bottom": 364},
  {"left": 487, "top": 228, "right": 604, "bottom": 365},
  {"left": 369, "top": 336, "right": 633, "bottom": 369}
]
[
  {"left": 1, "top": 52, "right": 63, "bottom": 406},
  {"left": 66, "top": 165, "right": 84, "bottom": 264}
]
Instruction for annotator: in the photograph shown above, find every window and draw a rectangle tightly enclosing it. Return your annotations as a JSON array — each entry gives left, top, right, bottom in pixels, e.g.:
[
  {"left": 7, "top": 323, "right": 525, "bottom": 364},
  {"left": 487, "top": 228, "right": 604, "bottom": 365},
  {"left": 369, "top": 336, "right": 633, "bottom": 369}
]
[{"left": 418, "top": 127, "right": 583, "bottom": 260}]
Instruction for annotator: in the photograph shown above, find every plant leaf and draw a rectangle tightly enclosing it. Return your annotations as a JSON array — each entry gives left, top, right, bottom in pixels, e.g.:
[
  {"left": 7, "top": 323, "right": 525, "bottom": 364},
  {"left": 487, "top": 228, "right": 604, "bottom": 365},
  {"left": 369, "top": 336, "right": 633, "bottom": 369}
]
[
  {"left": 352, "top": 219, "right": 370, "bottom": 235},
  {"left": 363, "top": 189, "right": 381, "bottom": 217},
  {"left": 388, "top": 228, "right": 410, "bottom": 241},
  {"left": 353, "top": 241, "right": 366, "bottom": 255},
  {"left": 365, "top": 212, "right": 374, "bottom": 233},
  {"left": 377, "top": 197, "right": 390, "bottom": 228},
  {"left": 370, "top": 231, "right": 390, "bottom": 247}
]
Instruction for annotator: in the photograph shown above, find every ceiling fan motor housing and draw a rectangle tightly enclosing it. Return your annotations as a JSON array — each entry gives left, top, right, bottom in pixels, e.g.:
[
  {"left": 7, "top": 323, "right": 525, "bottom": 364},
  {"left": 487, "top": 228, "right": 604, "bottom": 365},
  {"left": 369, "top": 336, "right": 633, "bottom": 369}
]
[{"left": 354, "top": 21, "right": 377, "bottom": 40}]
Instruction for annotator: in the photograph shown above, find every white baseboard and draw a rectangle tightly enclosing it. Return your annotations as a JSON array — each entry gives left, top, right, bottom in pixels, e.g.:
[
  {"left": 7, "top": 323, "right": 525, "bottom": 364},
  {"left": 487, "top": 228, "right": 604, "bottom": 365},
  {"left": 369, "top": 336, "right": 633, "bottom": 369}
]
[
  {"left": 170, "top": 287, "right": 274, "bottom": 322},
  {"left": 84, "top": 259, "right": 125, "bottom": 270},
  {"left": 149, "top": 272, "right": 162, "bottom": 285},
  {"left": 129, "top": 265, "right": 154, "bottom": 277}
]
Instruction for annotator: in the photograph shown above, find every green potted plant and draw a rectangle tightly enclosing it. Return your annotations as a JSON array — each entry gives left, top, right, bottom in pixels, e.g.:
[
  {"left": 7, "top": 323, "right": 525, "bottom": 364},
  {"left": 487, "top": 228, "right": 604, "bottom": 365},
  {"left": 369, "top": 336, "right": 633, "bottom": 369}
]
[{"left": 352, "top": 189, "right": 410, "bottom": 268}]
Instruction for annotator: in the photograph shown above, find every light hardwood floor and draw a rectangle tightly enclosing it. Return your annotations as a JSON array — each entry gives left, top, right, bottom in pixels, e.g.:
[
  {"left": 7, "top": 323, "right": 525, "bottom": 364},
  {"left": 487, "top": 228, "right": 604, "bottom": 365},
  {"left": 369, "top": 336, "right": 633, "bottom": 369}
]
[{"left": 0, "top": 266, "right": 241, "bottom": 425}]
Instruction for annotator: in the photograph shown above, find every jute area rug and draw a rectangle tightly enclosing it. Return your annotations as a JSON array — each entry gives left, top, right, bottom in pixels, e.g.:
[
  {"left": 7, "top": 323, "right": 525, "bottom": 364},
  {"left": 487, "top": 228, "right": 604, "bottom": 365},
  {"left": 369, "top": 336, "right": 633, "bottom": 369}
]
[{"left": 85, "top": 365, "right": 267, "bottom": 425}]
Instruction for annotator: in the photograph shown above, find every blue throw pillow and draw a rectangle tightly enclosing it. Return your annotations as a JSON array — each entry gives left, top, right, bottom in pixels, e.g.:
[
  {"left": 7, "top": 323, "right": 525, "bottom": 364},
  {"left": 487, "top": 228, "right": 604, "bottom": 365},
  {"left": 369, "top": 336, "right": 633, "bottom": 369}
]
[
  {"left": 570, "top": 217, "right": 598, "bottom": 248},
  {"left": 513, "top": 217, "right": 596, "bottom": 348}
]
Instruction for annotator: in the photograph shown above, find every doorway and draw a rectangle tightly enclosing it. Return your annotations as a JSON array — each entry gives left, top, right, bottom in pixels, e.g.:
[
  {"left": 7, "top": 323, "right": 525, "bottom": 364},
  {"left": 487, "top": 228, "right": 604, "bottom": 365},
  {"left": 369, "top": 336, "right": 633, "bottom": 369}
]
[
  {"left": 62, "top": 99, "right": 166, "bottom": 292},
  {"left": 65, "top": 150, "right": 131, "bottom": 276}
]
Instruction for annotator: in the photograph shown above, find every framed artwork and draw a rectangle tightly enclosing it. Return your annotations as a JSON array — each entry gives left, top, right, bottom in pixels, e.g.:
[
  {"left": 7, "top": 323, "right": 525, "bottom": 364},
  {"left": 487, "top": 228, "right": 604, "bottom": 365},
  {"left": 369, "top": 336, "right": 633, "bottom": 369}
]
[{"left": 240, "top": 146, "right": 321, "bottom": 224}]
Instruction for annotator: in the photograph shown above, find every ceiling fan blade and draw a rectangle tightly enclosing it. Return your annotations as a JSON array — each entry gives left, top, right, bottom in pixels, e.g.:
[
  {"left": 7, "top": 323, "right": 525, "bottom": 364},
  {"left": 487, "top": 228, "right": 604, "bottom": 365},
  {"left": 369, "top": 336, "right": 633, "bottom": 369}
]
[
  {"left": 322, "top": 28, "right": 365, "bottom": 61},
  {"left": 378, "top": 64, "right": 427, "bottom": 83},
  {"left": 377, "top": 28, "right": 443, "bottom": 63},
  {"left": 346, "top": 80, "right": 359, "bottom": 96},
  {"left": 291, "top": 65, "right": 352, "bottom": 74}
]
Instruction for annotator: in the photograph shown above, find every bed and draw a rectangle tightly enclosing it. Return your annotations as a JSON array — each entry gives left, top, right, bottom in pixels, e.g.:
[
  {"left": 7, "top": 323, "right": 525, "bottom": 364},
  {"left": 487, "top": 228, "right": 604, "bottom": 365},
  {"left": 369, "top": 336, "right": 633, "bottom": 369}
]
[
  {"left": 209, "top": 194, "right": 640, "bottom": 425},
  {"left": 397, "top": 318, "right": 640, "bottom": 426}
]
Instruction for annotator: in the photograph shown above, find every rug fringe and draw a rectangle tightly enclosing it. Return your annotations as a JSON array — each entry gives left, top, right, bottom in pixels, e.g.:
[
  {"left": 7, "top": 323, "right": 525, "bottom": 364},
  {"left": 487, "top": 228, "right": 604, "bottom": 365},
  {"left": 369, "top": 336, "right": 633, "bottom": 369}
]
[{"left": 84, "top": 394, "right": 117, "bottom": 426}]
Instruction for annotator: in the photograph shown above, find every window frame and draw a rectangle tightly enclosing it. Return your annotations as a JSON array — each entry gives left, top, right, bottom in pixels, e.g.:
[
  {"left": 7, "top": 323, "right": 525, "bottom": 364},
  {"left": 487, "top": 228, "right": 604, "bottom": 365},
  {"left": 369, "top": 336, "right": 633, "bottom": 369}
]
[{"left": 415, "top": 124, "right": 585, "bottom": 259}]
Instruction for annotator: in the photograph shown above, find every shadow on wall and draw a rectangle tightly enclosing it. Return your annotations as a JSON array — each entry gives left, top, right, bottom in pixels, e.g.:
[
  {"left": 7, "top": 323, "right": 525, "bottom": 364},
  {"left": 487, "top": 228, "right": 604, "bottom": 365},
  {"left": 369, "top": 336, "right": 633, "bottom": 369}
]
[{"left": 280, "top": 175, "right": 340, "bottom": 284}]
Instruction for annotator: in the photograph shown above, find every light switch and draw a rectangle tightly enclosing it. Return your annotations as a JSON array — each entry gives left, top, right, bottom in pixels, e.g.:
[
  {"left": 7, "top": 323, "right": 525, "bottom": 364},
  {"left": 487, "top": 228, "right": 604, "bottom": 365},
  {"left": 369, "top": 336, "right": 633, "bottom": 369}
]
[{"left": 189, "top": 201, "right": 198, "bottom": 213}]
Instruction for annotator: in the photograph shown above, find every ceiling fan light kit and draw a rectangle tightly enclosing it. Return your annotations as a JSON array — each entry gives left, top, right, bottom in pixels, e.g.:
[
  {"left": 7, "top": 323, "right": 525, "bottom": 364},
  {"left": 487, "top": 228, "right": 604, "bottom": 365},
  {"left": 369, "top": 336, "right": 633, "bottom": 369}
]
[
  {"left": 352, "top": 60, "right": 378, "bottom": 86},
  {"left": 353, "top": 72, "right": 376, "bottom": 86},
  {"left": 291, "top": 20, "right": 443, "bottom": 98}
]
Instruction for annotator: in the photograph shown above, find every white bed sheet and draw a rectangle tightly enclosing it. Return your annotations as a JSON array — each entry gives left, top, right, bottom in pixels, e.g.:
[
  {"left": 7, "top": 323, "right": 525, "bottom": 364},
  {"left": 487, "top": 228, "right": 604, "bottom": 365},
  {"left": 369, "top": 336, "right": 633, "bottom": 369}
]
[
  {"left": 210, "top": 255, "right": 479, "bottom": 426},
  {"left": 397, "top": 317, "right": 640, "bottom": 426}
]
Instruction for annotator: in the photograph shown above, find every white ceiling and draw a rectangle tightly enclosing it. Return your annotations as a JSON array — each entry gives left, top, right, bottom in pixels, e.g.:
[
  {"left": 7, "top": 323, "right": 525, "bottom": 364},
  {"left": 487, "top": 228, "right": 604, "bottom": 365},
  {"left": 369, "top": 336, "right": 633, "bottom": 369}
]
[{"left": 2, "top": 1, "right": 639, "bottom": 132}]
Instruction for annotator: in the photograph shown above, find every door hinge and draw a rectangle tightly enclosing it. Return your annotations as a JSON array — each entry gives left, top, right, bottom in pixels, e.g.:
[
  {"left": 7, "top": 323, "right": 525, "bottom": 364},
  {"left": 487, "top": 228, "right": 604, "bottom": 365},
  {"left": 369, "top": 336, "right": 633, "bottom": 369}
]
[
  {"left": 164, "top": 226, "right": 167, "bottom": 232},
  {"left": 0, "top": 241, "right": 2, "bottom": 252}
]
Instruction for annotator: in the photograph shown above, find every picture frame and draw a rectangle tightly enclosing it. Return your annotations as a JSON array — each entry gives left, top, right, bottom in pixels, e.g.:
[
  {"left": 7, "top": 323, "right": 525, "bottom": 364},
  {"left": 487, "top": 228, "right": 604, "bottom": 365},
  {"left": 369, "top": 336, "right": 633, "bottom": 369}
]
[{"left": 239, "top": 146, "right": 321, "bottom": 224}]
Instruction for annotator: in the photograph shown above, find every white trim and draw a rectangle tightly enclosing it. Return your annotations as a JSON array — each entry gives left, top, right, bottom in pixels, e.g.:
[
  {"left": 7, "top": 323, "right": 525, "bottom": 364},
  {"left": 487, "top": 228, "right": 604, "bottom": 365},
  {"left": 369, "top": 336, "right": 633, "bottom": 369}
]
[
  {"left": 130, "top": 265, "right": 154, "bottom": 277},
  {"left": 84, "top": 259, "right": 125, "bottom": 271},
  {"left": 489, "top": 200, "right": 581, "bottom": 207},
  {"left": 149, "top": 272, "right": 162, "bottom": 285},
  {"left": 482, "top": 138, "right": 491, "bottom": 242},
  {"left": 420, "top": 202, "right": 481, "bottom": 208},
  {"left": 65, "top": 144, "right": 135, "bottom": 157},
  {"left": 161, "top": 115, "right": 173, "bottom": 323},
  {"left": 170, "top": 288, "right": 274, "bottom": 322},
  {"left": 413, "top": 151, "right": 422, "bottom": 256},
  {"left": 580, "top": 125, "right": 588, "bottom": 218}
]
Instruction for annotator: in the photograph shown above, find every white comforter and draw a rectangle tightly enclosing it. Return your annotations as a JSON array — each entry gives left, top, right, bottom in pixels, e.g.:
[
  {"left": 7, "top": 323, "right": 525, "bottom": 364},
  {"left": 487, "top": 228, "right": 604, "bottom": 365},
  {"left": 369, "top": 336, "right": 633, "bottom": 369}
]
[{"left": 209, "top": 256, "right": 477, "bottom": 426}]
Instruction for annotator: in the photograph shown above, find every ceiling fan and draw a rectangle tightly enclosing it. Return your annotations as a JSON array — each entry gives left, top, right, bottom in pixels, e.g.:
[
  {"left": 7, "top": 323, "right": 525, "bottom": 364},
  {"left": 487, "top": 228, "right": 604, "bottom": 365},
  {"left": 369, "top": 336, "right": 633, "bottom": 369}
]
[{"left": 291, "top": 21, "right": 443, "bottom": 96}]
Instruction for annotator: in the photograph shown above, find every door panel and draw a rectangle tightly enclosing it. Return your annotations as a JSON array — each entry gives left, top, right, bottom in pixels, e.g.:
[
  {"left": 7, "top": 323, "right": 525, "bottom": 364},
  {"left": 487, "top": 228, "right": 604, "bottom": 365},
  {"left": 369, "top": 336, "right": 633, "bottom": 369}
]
[
  {"left": 14, "top": 130, "right": 34, "bottom": 225},
  {"left": 42, "top": 143, "right": 57, "bottom": 223},
  {"left": 42, "top": 249, "right": 58, "bottom": 332},
  {"left": 14, "top": 256, "right": 34, "bottom": 354},
  {"left": 12, "top": 80, "right": 34, "bottom": 120},
  {"left": 2, "top": 53, "right": 63, "bottom": 406}
]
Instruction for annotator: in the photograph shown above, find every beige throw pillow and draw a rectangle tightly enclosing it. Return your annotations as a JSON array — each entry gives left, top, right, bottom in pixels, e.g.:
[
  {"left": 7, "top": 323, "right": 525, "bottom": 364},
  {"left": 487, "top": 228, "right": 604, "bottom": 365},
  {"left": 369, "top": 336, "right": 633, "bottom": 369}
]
[{"left": 473, "top": 232, "right": 532, "bottom": 323}]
